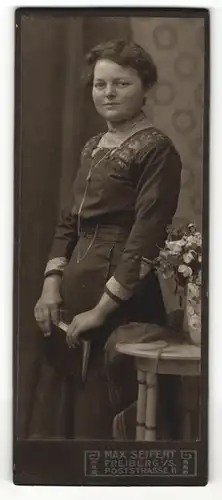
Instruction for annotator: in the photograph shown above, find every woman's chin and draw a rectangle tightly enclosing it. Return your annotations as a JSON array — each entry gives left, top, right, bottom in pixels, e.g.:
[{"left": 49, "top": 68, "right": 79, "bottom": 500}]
[
  {"left": 101, "top": 110, "right": 124, "bottom": 121},
  {"left": 100, "top": 110, "right": 135, "bottom": 124},
  {"left": 97, "top": 106, "right": 142, "bottom": 123}
]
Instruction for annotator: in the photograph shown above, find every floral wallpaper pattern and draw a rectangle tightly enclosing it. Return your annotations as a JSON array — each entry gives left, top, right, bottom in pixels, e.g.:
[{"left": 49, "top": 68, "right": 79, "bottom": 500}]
[{"left": 131, "top": 17, "right": 205, "bottom": 228}]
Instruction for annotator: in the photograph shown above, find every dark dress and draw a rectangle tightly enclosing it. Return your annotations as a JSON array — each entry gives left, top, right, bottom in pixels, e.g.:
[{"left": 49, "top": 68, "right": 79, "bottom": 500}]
[{"left": 29, "top": 126, "right": 182, "bottom": 439}]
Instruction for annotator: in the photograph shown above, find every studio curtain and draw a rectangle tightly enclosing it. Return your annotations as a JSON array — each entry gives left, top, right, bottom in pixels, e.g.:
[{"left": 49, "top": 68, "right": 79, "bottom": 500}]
[{"left": 16, "top": 13, "right": 130, "bottom": 437}]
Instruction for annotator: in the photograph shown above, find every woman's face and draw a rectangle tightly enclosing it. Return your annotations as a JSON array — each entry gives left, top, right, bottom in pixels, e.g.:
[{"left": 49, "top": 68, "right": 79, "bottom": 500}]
[{"left": 92, "top": 59, "right": 147, "bottom": 123}]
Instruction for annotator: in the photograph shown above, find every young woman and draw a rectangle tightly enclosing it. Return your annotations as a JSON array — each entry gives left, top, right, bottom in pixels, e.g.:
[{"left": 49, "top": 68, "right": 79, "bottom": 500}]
[{"left": 34, "top": 39, "right": 182, "bottom": 439}]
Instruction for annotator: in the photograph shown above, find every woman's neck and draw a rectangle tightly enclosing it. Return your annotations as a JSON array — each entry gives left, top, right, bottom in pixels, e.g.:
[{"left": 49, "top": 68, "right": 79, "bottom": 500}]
[{"left": 106, "top": 111, "right": 147, "bottom": 134}]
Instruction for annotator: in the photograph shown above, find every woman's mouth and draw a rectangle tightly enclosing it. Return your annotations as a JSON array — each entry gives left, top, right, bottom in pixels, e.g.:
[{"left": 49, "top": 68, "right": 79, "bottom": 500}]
[{"left": 103, "top": 103, "right": 120, "bottom": 107}]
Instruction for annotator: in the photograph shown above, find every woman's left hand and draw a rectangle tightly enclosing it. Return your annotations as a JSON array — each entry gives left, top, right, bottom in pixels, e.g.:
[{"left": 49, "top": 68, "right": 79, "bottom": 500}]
[{"left": 66, "top": 308, "right": 106, "bottom": 347}]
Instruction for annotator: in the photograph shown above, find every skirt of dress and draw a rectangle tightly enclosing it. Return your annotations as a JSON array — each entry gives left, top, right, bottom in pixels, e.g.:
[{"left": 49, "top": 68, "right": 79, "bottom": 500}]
[{"left": 29, "top": 226, "right": 171, "bottom": 440}]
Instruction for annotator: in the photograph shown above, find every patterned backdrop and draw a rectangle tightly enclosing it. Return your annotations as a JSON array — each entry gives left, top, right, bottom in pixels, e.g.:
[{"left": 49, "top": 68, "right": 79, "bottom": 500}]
[{"left": 131, "top": 17, "right": 205, "bottom": 229}]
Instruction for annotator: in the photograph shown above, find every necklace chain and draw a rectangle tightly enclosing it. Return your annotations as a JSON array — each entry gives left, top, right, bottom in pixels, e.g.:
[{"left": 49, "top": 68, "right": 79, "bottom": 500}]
[{"left": 77, "top": 149, "right": 117, "bottom": 263}]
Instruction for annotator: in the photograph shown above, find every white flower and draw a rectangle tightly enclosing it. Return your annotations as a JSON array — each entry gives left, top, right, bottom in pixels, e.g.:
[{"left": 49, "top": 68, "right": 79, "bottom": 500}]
[
  {"left": 195, "top": 233, "right": 202, "bottom": 246},
  {"left": 187, "top": 304, "right": 195, "bottom": 317},
  {"left": 187, "top": 282, "right": 200, "bottom": 300},
  {"left": 178, "top": 238, "right": 187, "bottom": 247},
  {"left": 188, "top": 313, "right": 201, "bottom": 331},
  {"left": 188, "top": 223, "right": 196, "bottom": 233},
  {"left": 198, "top": 254, "right": 202, "bottom": 263},
  {"left": 183, "top": 251, "right": 195, "bottom": 264},
  {"left": 185, "top": 233, "right": 202, "bottom": 249},
  {"left": 178, "top": 264, "right": 193, "bottom": 277},
  {"left": 166, "top": 240, "right": 185, "bottom": 254}
]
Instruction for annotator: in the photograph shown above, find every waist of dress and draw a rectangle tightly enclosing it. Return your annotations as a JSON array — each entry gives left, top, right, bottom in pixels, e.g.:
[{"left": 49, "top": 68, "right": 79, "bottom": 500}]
[{"left": 78, "top": 215, "right": 133, "bottom": 242}]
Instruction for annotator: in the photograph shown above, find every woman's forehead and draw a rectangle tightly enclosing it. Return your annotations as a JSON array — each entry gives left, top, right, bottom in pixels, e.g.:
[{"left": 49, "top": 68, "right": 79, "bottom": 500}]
[{"left": 93, "top": 59, "right": 138, "bottom": 80}]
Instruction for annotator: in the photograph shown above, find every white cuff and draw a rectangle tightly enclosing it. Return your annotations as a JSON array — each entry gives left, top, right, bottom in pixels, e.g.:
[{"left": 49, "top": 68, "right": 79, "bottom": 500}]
[
  {"left": 105, "top": 276, "right": 132, "bottom": 301},
  {"left": 44, "top": 257, "right": 68, "bottom": 275}
]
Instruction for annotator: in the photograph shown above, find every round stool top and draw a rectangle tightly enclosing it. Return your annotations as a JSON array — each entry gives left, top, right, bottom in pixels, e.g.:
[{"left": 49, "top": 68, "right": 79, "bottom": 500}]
[{"left": 116, "top": 340, "right": 201, "bottom": 361}]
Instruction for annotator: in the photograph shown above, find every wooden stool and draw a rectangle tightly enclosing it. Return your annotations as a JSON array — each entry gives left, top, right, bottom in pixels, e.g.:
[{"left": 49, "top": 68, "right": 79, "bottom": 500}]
[{"left": 116, "top": 340, "right": 201, "bottom": 441}]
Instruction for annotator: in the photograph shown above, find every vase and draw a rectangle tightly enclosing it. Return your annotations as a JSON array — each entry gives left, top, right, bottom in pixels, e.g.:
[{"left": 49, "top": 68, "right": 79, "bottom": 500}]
[{"left": 183, "top": 283, "right": 201, "bottom": 346}]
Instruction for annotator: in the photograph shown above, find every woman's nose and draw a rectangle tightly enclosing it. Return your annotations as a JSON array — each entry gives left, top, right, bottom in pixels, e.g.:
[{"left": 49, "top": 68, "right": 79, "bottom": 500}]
[{"left": 105, "top": 84, "right": 116, "bottom": 97}]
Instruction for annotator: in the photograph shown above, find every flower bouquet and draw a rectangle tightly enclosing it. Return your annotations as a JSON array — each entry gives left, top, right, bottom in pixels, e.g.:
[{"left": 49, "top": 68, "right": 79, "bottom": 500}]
[{"left": 154, "top": 223, "right": 202, "bottom": 346}]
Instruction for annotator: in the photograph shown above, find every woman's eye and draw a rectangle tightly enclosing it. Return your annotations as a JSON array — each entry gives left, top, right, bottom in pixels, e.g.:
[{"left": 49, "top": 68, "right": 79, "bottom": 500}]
[
  {"left": 94, "top": 81, "right": 130, "bottom": 89},
  {"left": 94, "top": 82, "right": 106, "bottom": 89},
  {"left": 116, "top": 81, "right": 130, "bottom": 87}
]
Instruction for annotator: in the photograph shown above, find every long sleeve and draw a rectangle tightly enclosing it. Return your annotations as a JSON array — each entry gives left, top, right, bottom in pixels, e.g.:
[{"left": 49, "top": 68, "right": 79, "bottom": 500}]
[
  {"left": 105, "top": 140, "right": 182, "bottom": 302},
  {"left": 43, "top": 134, "right": 101, "bottom": 278},
  {"left": 44, "top": 207, "right": 78, "bottom": 277}
]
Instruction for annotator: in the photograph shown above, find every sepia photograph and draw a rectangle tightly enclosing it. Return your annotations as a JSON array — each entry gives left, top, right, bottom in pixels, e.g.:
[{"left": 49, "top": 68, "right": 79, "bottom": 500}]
[{"left": 14, "top": 8, "right": 209, "bottom": 485}]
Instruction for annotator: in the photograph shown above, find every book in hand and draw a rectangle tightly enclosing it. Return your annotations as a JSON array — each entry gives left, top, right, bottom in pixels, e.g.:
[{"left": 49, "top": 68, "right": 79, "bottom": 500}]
[{"left": 43, "top": 320, "right": 91, "bottom": 383}]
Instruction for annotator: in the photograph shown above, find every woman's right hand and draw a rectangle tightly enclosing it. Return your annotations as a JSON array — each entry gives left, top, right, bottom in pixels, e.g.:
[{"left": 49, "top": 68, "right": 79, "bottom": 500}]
[{"left": 34, "top": 276, "right": 62, "bottom": 336}]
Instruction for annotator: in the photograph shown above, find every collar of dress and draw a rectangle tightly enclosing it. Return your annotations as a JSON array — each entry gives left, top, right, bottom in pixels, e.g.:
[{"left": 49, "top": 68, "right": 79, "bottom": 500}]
[{"left": 96, "top": 113, "right": 153, "bottom": 150}]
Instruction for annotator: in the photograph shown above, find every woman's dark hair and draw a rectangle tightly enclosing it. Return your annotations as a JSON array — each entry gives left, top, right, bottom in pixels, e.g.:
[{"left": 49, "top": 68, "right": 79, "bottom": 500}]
[{"left": 82, "top": 39, "right": 158, "bottom": 90}]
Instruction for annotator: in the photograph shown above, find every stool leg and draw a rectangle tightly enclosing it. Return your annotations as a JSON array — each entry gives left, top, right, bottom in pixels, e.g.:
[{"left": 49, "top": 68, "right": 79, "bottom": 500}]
[
  {"left": 145, "top": 372, "right": 157, "bottom": 441},
  {"left": 136, "top": 370, "right": 146, "bottom": 440}
]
